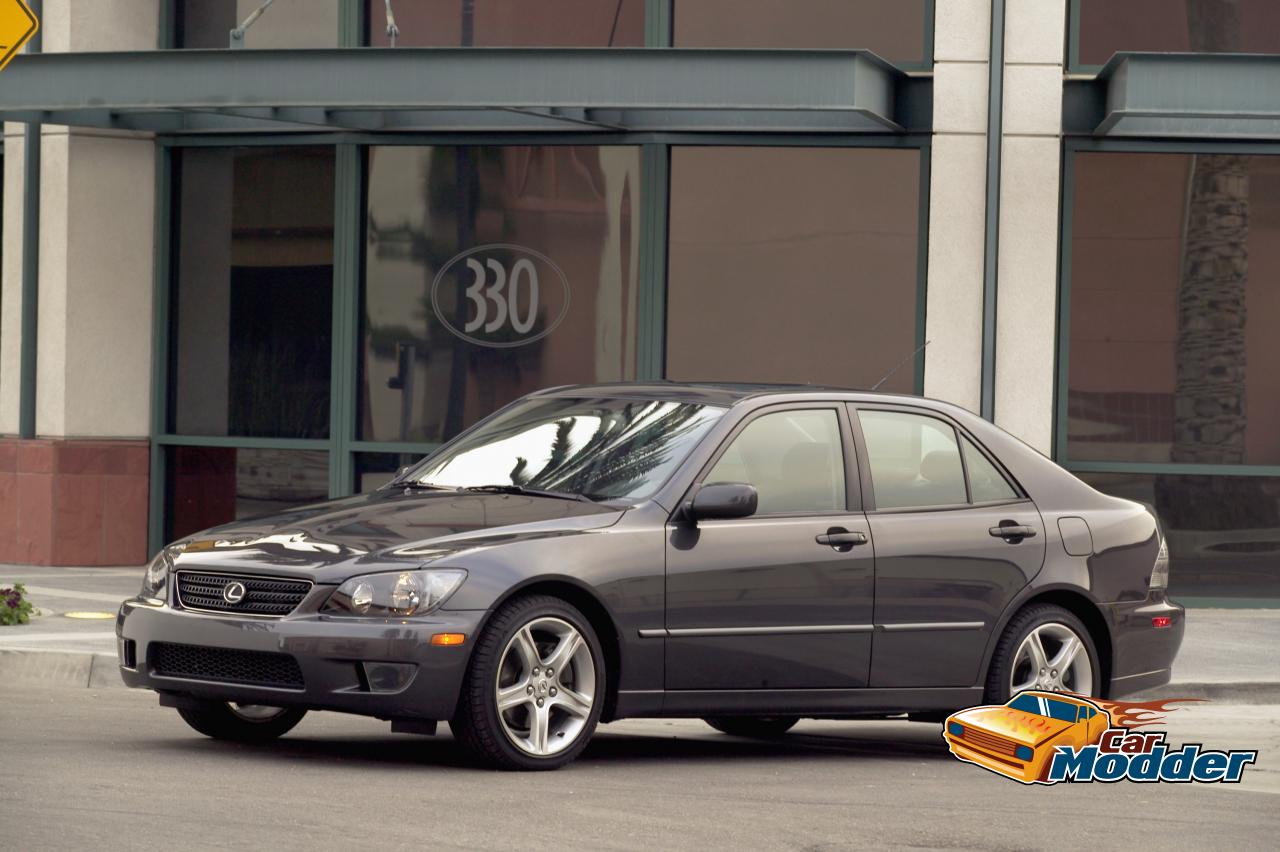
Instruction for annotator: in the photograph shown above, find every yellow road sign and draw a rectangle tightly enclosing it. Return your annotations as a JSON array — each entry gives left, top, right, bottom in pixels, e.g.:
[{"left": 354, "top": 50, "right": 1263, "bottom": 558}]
[{"left": 0, "top": 0, "right": 38, "bottom": 72}]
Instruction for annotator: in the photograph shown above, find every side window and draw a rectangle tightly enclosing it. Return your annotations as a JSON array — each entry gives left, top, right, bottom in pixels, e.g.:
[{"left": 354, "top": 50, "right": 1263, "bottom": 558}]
[
  {"left": 961, "top": 435, "right": 1018, "bottom": 503},
  {"left": 858, "top": 410, "right": 967, "bottom": 510},
  {"left": 705, "top": 409, "right": 845, "bottom": 515}
]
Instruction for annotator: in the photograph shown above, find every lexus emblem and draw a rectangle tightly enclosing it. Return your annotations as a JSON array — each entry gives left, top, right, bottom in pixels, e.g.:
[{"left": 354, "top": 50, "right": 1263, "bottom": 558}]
[{"left": 222, "top": 581, "right": 247, "bottom": 604}]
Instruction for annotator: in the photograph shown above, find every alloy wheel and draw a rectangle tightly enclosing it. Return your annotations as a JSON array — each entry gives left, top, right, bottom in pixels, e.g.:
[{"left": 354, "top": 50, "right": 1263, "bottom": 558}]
[
  {"left": 1009, "top": 621, "right": 1094, "bottom": 695},
  {"left": 494, "top": 616, "right": 596, "bottom": 757}
]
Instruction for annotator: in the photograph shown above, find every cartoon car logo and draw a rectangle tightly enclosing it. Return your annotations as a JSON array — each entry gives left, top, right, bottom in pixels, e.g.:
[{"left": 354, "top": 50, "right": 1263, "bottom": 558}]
[{"left": 943, "top": 691, "right": 1111, "bottom": 783}]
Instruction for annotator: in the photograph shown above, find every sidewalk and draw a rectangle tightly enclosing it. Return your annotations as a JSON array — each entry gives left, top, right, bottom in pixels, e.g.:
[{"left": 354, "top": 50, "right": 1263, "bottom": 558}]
[{"left": 2, "top": 563, "right": 1278, "bottom": 700}]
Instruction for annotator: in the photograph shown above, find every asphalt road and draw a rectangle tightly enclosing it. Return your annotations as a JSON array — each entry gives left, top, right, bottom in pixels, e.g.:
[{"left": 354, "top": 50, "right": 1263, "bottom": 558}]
[{"left": 3, "top": 685, "right": 1278, "bottom": 851}]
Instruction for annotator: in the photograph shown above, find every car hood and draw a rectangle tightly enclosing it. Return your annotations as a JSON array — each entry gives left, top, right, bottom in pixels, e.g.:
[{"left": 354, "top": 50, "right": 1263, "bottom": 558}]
[
  {"left": 170, "top": 489, "right": 626, "bottom": 584},
  {"left": 951, "top": 706, "right": 1075, "bottom": 747}
]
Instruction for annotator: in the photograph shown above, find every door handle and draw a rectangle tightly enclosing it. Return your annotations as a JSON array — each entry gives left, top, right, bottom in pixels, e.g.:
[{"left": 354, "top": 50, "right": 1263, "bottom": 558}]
[
  {"left": 989, "top": 523, "right": 1037, "bottom": 540},
  {"left": 816, "top": 530, "right": 868, "bottom": 548}
]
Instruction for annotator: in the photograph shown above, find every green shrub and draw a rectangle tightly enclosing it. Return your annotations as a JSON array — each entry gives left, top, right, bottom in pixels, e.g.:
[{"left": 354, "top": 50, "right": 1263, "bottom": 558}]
[{"left": 0, "top": 583, "right": 34, "bottom": 626}]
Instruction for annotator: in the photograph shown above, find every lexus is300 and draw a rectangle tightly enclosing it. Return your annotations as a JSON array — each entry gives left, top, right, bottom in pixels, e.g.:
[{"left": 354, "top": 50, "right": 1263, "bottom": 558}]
[{"left": 118, "top": 384, "right": 1183, "bottom": 770}]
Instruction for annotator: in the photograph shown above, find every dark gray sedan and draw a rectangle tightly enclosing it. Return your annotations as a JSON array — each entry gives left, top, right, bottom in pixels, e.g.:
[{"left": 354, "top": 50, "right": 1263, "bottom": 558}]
[{"left": 118, "top": 384, "right": 1183, "bottom": 770}]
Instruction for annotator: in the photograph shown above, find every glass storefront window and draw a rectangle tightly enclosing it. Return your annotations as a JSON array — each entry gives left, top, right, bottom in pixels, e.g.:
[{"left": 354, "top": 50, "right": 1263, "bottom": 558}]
[
  {"left": 364, "top": 0, "right": 643, "bottom": 47},
  {"left": 1065, "top": 152, "right": 1280, "bottom": 466},
  {"left": 176, "top": 0, "right": 339, "bottom": 48},
  {"left": 169, "top": 147, "right": 335, "bottom": 439},
  {"left": 665, "top": 146, "right": 921, "bottom": 392},
  {"left": 166, "top": 446, "right": 329, "bottom": 541},
  {"left": 1079, "top": 471, "right": 1280, "bottom": 601},
  {"left": 362, "top": 145, "right": 642, "bottom": 444},
  {"left": 1075, "top": 0, "right": 1280, "bottom": 67},
  {"left": 674, "top": 0, "right": 930, "bottom": 66}
]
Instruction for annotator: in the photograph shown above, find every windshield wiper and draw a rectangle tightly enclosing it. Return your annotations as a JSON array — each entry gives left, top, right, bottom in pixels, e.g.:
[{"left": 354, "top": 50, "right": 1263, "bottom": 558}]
[
  {"left": 463, "top": 484, "right": 596, "bottom": 503},
  {"left": 394, "top": 480, "right": 455, "bottom": 491}
]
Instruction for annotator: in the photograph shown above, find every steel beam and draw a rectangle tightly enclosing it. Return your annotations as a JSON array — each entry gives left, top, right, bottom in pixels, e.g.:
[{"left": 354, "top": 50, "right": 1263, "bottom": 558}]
[
  {"left": 0, "top": 48, "right": 914, "bottom": 134},
  {"left": 1068, "top": 53, "right": 1280, "bottom": 138}
]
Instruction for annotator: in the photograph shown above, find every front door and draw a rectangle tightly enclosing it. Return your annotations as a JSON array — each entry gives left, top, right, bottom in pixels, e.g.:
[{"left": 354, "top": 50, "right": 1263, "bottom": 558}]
[
  {"left": 851, "top": 406, "right": 1047, "bottom": 688},
  {"left": 664, "top": 405, "right": 874, "bottom": 690}
]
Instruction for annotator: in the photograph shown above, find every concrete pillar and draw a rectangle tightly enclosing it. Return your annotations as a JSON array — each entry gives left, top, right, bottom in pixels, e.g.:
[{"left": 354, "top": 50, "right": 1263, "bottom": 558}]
[
  {"left": 924, "top": 0, "right": 992, "bottom": 414},
  {"left": 0, "top": 1, "right": 160, "bottom": 565},
  {"left": 0, "top": 123, "right": 26, "bottom": 435},
  {"left": 992, "top": 0, "right": 1066, "bottom": 453}
]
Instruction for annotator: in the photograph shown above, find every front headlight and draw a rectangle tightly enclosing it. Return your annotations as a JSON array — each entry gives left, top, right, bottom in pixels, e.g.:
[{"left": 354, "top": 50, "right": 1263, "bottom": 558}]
[
  {"left": 141, "top": 544, "right": 184, "bottom": 601},
  {"left": 322, "top": 569, "right": 466, "bottom": 617}
]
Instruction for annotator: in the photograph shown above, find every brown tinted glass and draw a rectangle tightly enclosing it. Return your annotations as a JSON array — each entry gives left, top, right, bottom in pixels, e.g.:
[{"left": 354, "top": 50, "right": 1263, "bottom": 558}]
[
  {"left": 674, "top": 0, "right": 928, "bottom": 65},
  {"left": 665, "top": 147, "right": 920, "bottom": 392},
  {"left": 166, "top": 446, "right": 329, "bottom": 541},
  {"left": 169, "top": 147, "right": 335, "bottom": 439},
  {"left": 1077, "top": 0, "right": 1280, "bottom": 66},
  {"left": 365, "top": 0, "right": 643, "bottom": 46},
  {"left": 1078, "top": 471, "right": 1280, "bottom": 601},
  {"left": 363, "top": 146, "right": 641, "bottom": 444},
  {"left": 1066, "top": 152, "right": 1280, "bottom": 465},
  {"left": 178, "top": 0, "right": 338, "bottom": 48}
]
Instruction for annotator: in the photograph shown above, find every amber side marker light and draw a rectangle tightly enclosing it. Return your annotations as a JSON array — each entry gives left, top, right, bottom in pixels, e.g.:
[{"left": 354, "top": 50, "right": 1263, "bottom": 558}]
[
  {"left": 431, "top": 633, "right": 466, "bottom": 646},
  {"left": 1152, "top": 616, "right": 1172, "bottom": 629}
]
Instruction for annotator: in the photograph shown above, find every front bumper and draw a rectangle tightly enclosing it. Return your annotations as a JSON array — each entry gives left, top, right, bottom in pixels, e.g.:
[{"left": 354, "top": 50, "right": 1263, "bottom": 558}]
[
  {"left": 116, "top": 598, "right": 484, "bottom": 721},
  {"left": 1103, "top": 594, "right": 1185, "bottom": 697}
]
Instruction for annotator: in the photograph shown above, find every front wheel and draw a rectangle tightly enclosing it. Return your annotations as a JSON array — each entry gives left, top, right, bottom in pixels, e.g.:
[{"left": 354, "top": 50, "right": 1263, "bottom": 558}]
[
  {"left": 452, "top": 595, "right": 605, "bottom": 770},
  {"left": 176, "top": 701, "right": 306, "bottom": 743},
  {"left": 985, "top": 604, "right": 1100, "bottom": 702},
  {"left": 704, "top": 716, "right": 800, "bottom": 738}
]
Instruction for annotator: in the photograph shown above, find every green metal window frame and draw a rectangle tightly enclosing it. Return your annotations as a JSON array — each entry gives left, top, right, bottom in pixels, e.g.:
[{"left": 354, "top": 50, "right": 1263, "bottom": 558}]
[
  {"left": 147, "top": 132, "right": 930, "bottom": 553},
  {"left": 1054, "top": 136, "right": 1280, "bottom": 481}
]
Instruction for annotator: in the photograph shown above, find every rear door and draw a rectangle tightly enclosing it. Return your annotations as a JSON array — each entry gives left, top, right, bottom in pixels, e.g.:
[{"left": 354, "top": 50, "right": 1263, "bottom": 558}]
[
  {"left": 664, "top": 404, "right": 874, "bottom": 690},
  {"left": 850, "top": 405, "right": 1046, "bottom": 688}
]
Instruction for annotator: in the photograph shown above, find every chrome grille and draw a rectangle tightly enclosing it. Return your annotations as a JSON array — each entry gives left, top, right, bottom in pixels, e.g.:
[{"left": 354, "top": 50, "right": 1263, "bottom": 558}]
[
  {"left": 150, "top": 642, "right": 304, "bottom": 689},
  {"left": 175, "top": 571, "right": 311, "bottom": 617}
]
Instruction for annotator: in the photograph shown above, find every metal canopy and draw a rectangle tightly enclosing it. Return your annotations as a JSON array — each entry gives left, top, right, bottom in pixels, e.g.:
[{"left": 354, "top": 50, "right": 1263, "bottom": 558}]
[
  {"left": 0, "top": 47, "right": 922, "bottom": 134},
  {"left": 1065, "top": 52, "right": 1280, "bottom": 138}
]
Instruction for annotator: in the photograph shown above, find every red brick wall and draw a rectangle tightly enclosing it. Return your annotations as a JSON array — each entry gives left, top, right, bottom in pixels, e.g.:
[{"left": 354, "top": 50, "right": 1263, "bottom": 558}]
[{"left": 0, "top": 438, "right": 149, "bottom": 566}]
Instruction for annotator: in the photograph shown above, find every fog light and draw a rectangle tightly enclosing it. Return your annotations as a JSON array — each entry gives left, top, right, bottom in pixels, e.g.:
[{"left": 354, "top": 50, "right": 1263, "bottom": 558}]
[
  {"left": 947, "top": 721, "right": 964, "bottom": 737},
  {"left": 1015, "top": 745, "right": 1034, "bottom": 761},
  {"left": 361, "top": 661, "right": 417, "bottom": 693},
  {"left": 1152, "top": 616, "right": 1172, "bottom": 628}
]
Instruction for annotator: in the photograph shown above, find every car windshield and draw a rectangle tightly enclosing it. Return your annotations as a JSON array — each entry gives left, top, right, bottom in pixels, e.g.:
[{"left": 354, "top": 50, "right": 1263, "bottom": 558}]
[
  {"left": 406, "top": 397, "right": 725, "bottom": 501},
  {"left": 1007, "top": 693, "right": 1081, "bottom": 722}
]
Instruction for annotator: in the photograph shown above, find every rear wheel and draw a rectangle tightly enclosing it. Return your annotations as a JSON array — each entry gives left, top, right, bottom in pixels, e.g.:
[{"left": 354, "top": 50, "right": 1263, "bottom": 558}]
[
  {"left": 703, "top": 716, "right": 800, "bottom": 738},
  {"left": 985, "top": 604, "right": 1100, "bottom": 702},
  {"left": 176, "top": 701, "right": 306, "bottom": 742},
  {"left": 452, "top": 594, "right": 605, "bottom": 771}
]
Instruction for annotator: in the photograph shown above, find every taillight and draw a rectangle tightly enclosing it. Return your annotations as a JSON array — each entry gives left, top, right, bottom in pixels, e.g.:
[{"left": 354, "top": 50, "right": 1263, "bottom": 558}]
[
  {"left": 1152, "top": 616, "right": 1172, "bottom": 629},
  {"left": 1150, "top": 536, "right": 1169, "bottom": 590}
]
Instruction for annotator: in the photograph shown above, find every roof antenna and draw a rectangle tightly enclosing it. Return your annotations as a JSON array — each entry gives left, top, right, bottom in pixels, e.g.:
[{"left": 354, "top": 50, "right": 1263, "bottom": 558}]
[
  {"left": 870, "top": 340, "right": 930, "bottom": 391},
  {"left": 383, "top": 0, "right": 401, "bottom": 46}
]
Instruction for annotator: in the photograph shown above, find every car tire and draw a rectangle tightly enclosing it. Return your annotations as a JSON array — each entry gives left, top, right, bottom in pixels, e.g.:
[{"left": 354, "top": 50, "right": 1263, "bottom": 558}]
[
  {"left": 985, "top": 603, "right": 1101, "bottom": 703},
  {"left": 176, "top": 701, "right": 306, "bottom": 742},
  {"left": 452, "top": 594, "right": 605, "bottom": 771},
  {"left": 703, "top": 716, "right": 800, "bottom": 738}
]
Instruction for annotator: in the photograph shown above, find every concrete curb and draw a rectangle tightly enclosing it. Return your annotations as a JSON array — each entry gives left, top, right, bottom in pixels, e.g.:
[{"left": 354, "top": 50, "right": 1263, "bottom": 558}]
[
  {"left": 0, "top": 647, "right": 123, "bottom": 689},
  {"left": 3, "top": 645, "right": 1279, "bottom": 704}
]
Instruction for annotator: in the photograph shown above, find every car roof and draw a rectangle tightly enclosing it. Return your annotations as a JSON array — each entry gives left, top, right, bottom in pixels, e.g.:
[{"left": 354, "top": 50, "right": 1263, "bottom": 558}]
[{"left": 531, "top": 381, "right": 932, "bottom": 409}]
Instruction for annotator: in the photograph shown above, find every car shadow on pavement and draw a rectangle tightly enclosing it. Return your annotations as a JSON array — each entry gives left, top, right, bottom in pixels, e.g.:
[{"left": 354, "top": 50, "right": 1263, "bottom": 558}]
[{"left": 141, "top": 723, "right": 952, "bottom": 770}]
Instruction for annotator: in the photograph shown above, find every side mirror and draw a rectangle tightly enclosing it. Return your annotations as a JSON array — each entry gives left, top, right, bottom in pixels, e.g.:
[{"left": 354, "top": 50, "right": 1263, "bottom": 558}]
[{"left": 685, "top": 482, "right": 758, "bottom": 523}]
